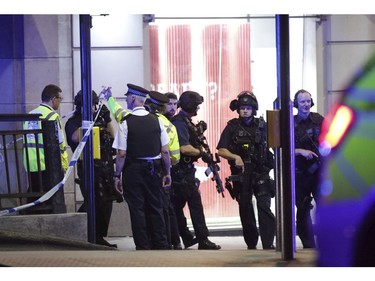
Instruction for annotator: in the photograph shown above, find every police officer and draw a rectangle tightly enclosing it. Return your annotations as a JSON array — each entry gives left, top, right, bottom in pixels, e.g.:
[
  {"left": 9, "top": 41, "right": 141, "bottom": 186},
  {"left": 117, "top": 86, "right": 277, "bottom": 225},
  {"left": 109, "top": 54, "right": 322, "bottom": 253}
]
[
  {"left": 113, "top": 84, "right": 171, "bottom": 250},
  {"left": 294, "top": 89, "right": 324, "bottom": 249},
  {"left": 145, "top": 90, "right": 182, "bottom": 249},
  {"left": 101, "top": 88, "right": 182, "bottom": 249},
  {"left": 171, "top": 90, "right": 221, "bottom": 250},
  {"left": 65, "top": 90, "right": 119, "bottom": 248},
  {"left": 165, "top": 91, "right": 197, "bottom": 248},
  {"left": 217, "top": 91, "right": 276, "bottom": 250},
  {"left": 165, "top": 92, "right": 179, "bottom": 119},
  {"left": 23, "top": 84, "right": 68, "bottom": 213}
]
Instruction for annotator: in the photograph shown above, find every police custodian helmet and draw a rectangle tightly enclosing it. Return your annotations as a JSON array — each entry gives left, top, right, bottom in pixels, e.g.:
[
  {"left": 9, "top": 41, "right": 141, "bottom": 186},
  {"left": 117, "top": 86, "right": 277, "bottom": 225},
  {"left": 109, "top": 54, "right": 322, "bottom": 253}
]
[
  {"left": 178, "top": 91, "right": 204, "bottom": 113},
  {"left": 229, "top": 91, "right": 258, "bottom": 113}
]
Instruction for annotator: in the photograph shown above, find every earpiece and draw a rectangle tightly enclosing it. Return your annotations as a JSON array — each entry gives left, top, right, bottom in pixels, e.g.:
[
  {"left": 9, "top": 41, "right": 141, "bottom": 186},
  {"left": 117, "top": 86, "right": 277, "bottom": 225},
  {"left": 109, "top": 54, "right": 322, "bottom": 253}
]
[{"left": 293, "top": 90, "right": 314, "bottom": 108}]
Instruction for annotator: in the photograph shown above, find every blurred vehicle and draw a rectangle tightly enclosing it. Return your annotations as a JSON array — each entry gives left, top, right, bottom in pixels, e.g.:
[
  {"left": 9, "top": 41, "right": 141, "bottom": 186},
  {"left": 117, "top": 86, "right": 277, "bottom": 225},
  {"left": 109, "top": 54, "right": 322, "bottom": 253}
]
[{"left": 316, "top": 53, "right": 375, "bottom": 266}]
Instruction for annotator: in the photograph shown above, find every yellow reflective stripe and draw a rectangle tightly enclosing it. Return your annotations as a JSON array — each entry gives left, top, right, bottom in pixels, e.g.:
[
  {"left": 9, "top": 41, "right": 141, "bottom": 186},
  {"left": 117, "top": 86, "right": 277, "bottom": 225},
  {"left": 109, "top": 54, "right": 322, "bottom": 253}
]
[
  {"left": 170, "top": 149, "right": 180, "bottom": 156},
  {"left": 45, "top": 111, "right": 58, "bottom": 120},
  {"left": 115, "top": 109, "right": 128, "bottom": 121}
]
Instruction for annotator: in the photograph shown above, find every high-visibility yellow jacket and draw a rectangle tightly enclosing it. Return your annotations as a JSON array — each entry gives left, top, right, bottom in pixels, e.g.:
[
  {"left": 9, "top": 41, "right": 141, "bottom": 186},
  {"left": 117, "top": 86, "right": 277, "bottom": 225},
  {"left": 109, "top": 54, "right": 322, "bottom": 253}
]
[
  {"left": 156, "top": 113, "right": 180, "bottom": 166},
  {"left": 107, "top": 96, "right": 180, "bottom": 165},
  {"left": 23, "top": 104, "right": 68, "bottom": 173},
  {"left": 107, "top": 96, "right": 130, "bottom": 122}
]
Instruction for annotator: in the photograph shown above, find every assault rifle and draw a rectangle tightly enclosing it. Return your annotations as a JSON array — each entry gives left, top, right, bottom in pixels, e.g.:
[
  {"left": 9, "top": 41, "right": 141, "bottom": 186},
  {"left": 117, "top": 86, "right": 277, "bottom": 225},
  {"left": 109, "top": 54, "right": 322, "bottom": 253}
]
[
  {"left": 185, "top": 118, "right": 225, "bottom": 198},
  {"left": 297, "top": 132, "right": 322, "bottom": 174}
]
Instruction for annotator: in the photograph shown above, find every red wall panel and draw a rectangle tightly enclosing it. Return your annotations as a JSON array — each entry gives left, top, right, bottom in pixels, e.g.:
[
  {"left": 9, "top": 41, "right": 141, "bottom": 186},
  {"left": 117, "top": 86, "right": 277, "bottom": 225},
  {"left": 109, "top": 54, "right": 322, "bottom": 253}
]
[{"left": 149, "top": 23, "right": 251, "bottom": 218}]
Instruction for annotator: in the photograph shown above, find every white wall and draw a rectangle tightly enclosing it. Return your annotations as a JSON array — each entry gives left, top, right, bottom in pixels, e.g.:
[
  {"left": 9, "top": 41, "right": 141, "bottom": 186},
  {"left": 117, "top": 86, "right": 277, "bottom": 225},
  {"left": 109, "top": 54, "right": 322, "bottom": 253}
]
[
  {"left": 72, "top": 14, "right": 145, "bottom": 106},
  {"left": 249, "top": 16, "right": 318, "bottom": 118}
]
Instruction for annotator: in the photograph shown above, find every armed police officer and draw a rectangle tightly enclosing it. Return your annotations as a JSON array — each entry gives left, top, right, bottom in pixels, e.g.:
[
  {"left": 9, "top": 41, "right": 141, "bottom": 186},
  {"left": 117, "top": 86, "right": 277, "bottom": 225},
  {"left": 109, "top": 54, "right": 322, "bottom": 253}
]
[
  {"left": 65, "top": 90, "right": 120, "bottom": 247},
  {"left": 171, "top": 91, "right": 221, "bottom": 250},
  {"left": 217, "top": 91, "right": 276, "bottom": 250},
  {"left": 294, "top": 89, "right": 324, "bottom": 249},
  {"left": 165, "top": 91, "right": 198, "bottom": 248}
]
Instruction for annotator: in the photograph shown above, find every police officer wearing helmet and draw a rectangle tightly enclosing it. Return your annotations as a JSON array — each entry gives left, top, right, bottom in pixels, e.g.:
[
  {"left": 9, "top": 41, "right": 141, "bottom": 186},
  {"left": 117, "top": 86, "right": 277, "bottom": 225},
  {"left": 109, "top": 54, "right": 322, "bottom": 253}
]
[
  {"left": 294, "top": 89, "right": 324, "bottom": 249},
  {"left": 171, "top": 90, "right": 221, "bottom": 250},
  {"left": 217, "top": 91, "right": 276, "bottom": 250},
  {"left": 113, "top": 84, "right": 171, "bottom": 250},
  {"left": 65, "top": 90, "right": 119, "bottom": 247}
]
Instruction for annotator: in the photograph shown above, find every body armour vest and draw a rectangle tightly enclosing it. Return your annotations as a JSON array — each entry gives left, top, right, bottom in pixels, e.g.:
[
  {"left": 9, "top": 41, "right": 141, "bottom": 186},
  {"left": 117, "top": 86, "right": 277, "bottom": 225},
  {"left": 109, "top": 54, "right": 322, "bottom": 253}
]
[
  {"left": 125, "top": 113, "right": 161, "bottom": 158},
  {"left": 228, "top": 117, "right": 273, "bottom": 173},
  {"left": 294, "top": 112, "right": 324, "bottom": 172}
]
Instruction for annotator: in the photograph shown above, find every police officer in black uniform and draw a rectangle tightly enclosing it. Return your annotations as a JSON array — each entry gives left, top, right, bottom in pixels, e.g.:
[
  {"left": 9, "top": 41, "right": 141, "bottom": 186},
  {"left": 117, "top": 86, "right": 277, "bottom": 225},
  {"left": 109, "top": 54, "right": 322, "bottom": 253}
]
[
  {"left": 294, "top": 89, "right": 324, "bottom": 249},
  {"left": 217, "top": 91, "right": 276, "bottom": 250},
  {"left": 171, "top": 91, "right": 221, "bottom": 250},
  {"left": 145, "top": 90, "right": 183, "bottom": 250},
  {"left": 65, "top": 90, "right": 120, "bottom": 247},
  {"left": 113, "top": 84, "right": 171, "bottom": 250}
]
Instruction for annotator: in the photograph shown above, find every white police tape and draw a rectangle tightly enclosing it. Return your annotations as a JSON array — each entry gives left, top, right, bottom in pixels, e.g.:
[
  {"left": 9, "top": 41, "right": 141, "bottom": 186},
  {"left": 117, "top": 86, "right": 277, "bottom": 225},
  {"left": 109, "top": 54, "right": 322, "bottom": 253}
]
[{"left": 0, "top": 103, "right": 104, "bottom": 217}]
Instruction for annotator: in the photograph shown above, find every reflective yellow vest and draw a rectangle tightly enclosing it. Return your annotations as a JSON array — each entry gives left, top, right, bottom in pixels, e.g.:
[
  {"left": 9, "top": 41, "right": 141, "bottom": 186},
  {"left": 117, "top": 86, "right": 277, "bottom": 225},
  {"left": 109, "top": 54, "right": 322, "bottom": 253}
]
[
  {"left": 23, "top": 104, "right": 68, "bottom": 173},
  {"left": 156, "top": 113, "right": 181, "bottom": 166}
]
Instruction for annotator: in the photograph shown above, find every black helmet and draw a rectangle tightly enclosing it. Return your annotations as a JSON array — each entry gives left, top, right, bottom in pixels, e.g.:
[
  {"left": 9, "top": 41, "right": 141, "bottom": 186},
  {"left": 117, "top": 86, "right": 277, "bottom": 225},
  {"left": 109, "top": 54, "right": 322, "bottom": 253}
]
[
  {"left": 229, "top": 91, "right": 258, "bottom": 112},
  {"left": 178, "top": 91, "right": 204, "bottom": 113},
  {"left": 74, "top": 90, "right": 99, "bottom": 108}
]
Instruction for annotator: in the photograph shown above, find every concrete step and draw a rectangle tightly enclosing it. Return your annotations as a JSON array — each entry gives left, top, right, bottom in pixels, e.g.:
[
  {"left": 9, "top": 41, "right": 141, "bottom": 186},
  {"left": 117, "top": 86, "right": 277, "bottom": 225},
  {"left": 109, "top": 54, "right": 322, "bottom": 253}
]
[{"left": 0, "top": 213, "right": 87, "bottom": 242}]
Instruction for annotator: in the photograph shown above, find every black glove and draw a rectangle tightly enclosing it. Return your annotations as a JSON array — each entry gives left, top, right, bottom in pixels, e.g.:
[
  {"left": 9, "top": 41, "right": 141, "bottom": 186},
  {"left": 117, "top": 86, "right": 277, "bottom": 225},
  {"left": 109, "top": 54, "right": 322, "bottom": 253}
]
[
  {"left": 100, "top": 104, "right": 112, "bottom": 124},
  {"left": 201, "top": 152, "right": 212, "bottom": 163}
]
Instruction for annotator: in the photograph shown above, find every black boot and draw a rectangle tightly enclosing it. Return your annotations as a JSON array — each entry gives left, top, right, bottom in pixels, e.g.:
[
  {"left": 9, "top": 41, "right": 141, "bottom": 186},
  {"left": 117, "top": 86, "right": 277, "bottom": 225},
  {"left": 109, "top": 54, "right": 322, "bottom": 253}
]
[
  {"left": 198, "top": 238, "right": 221, "bottom": 250},
  {"left": 181, "top": 228, "right": 198, "bottom": 249},
  {"left": 96, "top": 237, "right": 118, "bottom": 248}
]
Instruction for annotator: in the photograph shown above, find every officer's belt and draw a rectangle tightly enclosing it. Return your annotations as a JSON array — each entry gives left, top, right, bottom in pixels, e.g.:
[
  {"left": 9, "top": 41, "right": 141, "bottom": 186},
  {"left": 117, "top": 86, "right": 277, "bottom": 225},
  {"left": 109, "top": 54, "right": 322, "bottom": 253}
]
[{"left": 126, "top": 157, "right": 161, "bottom": 164}]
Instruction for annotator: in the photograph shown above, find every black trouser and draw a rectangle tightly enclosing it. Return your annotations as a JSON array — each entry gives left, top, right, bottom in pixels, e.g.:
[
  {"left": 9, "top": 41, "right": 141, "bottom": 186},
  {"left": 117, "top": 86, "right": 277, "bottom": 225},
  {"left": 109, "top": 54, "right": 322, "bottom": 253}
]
[
  {"left": 78, "top": 199, "right": 113, "bottom": 238},
  {"left": 77, "top": 162, "right": 114, "bottom": 240},
  {"left": 162, "top": 190, "right": 181, "bottom": 247},
  {"left": 122, "top": 159, "right": 169, "bottom": 250},
  {"left": 172, "top": 167, "right": 209, "bottom": 243},
  {"left": 255, "top": 194, "right": 276, "bottom": 248},
  {"left": 235, "top": 180, "right": 275, "bottom": 249},
  {"left": 295, "top": 171, "right": 319, "bottom": 248}
]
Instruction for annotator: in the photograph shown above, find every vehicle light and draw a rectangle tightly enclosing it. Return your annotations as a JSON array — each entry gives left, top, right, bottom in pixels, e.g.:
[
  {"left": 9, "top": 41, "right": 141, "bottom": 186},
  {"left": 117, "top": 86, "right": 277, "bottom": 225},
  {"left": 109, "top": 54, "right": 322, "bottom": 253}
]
[{"left": 320, "top": 105, "right": 354, "bottom": 150}]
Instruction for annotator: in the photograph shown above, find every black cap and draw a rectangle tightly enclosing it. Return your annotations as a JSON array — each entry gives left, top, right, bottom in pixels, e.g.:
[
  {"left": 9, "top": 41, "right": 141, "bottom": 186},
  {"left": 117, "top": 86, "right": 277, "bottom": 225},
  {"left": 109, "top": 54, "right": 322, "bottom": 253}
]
[
  {"left": 125, "top": 83, "right": 149, "bottom": 97},
  {"left": 149, "top": 91, "right": 169, "bottom": 105},
  {"left": 74, "top": 90, "right": 99, "bottom": 107}
]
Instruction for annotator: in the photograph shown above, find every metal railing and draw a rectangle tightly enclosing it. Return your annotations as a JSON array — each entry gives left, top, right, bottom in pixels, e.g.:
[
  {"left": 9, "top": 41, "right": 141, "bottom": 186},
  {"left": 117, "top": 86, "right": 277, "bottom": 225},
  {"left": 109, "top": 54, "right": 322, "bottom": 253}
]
[{"left": 0, "top": 114, "right": 66, "bottom": 214}]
